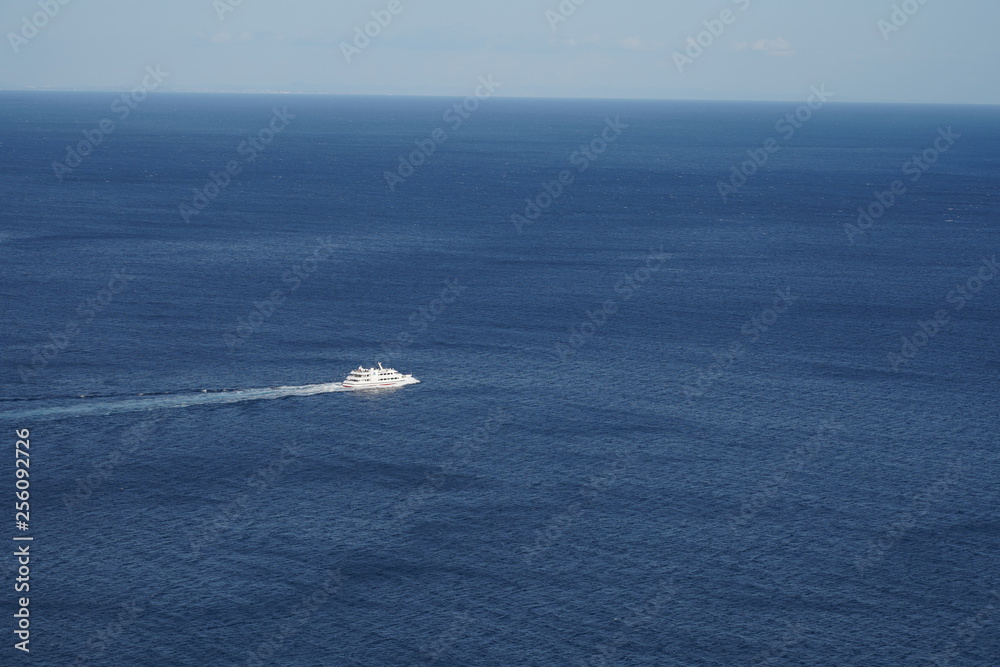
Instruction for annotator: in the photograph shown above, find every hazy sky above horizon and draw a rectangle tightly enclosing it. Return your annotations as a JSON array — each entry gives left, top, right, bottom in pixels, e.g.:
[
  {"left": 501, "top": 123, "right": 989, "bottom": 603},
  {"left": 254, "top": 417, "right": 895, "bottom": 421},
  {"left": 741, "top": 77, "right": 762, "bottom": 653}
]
[{"left": 2, "top": 0, "right": 998, "bottom": 103}]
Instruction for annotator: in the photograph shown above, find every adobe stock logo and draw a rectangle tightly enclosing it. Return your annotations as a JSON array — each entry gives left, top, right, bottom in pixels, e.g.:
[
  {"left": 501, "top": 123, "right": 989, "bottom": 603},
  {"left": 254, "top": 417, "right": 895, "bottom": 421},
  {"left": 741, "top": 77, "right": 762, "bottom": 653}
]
[
  {"left": 844, "top": 127, "right": 959, "bottom": 244},
  {"left": 214, "top": 0, "right": 245, "bottom": 22},
  {"left": 52, "top": 66, "right": 170, "bottom": 181},
  {"left": 383, "top": 76, "right": 501, "bottom": 192},
  {"left": 7, "top": 0, "right": 73, "bottom": 54},
  {"left": 887, "top": 255, "right": 998, "bottom": 372},
  {"left": 672, "top": 0, "right": 752, "bottom": 73},
  {"left": 551, "top": 247, "right": 669, "bottom": 362},
  {"left": 877, "top": 0, "right": 931, "bottom": 41},
  {"left": 511, "top": 116, "right": 628, "bottom": 233},
  {"left": 717, "top": 85, "right": 834, "bottom": 202},
  {"left": 340, "top": 0, "right": 410, "bottom": 63},
  {"left": 545, "top": 0, "right": 589, "bottom": 32},
  {"left": 179, "top": 107, "right": 295, "bottom": 224}
]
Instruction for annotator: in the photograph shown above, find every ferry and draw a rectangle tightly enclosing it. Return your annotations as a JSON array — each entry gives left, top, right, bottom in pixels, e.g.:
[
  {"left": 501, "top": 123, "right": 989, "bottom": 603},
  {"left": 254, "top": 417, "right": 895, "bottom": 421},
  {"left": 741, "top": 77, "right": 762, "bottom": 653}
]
[{"left": 342, "top": 363, "right": 420, "bottom": 389}]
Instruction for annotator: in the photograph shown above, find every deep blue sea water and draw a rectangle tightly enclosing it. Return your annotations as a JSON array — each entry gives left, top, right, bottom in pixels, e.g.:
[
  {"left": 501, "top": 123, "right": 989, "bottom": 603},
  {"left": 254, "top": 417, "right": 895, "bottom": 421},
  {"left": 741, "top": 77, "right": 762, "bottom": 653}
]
[{"left": 1, "top": 92, "right": 999, "bottom": 666}]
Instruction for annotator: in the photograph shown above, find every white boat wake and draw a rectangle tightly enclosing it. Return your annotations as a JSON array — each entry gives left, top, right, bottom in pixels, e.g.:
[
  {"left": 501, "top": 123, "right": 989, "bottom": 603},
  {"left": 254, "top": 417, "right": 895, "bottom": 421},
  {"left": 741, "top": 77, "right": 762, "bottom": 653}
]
[{"left": 0, "top": 382, "right": 353, "bottom": 421}]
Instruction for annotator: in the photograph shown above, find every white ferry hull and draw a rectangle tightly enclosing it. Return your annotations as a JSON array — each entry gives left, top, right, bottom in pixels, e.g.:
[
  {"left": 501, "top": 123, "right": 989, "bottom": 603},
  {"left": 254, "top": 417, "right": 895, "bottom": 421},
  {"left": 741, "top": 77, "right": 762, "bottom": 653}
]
[{"left": 343, "top": 375, "right": 420, "bottom": 390}]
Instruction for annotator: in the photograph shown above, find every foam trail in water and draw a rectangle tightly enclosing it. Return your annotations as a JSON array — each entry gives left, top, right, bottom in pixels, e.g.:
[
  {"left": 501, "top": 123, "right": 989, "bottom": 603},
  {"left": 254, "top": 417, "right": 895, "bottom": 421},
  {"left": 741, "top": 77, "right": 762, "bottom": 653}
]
[{"left": 0, "top": 382, "right": 352, "bottom": 421}]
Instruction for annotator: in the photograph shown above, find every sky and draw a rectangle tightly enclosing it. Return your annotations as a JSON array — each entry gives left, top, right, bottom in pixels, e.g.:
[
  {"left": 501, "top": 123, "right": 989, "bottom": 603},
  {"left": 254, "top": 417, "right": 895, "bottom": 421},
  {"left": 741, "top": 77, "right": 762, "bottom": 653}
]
[{"left": 2, "top": 0, "right": 998, "bottom": 104}]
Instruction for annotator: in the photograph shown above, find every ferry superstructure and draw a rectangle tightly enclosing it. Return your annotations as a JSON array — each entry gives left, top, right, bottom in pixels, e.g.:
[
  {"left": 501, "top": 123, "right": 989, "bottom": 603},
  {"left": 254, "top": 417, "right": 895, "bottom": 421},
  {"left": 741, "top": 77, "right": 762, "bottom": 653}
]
[{"left": 342, "top": 363, "right": 419, "bottom": 389}]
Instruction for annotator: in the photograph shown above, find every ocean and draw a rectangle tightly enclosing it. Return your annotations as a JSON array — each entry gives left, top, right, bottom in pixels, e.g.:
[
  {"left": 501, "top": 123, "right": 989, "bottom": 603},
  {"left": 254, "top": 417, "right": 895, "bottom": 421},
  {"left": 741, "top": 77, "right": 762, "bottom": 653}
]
[{"left": 1, "top": 92, "right": 998, "bottom": 665}]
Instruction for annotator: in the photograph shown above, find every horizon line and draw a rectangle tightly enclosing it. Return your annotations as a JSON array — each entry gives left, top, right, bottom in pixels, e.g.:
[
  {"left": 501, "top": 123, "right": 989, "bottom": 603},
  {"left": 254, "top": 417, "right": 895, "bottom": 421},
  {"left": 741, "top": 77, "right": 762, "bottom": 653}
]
[{"left": 1, "top": 89, "right": 999, "bottom": 107}]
